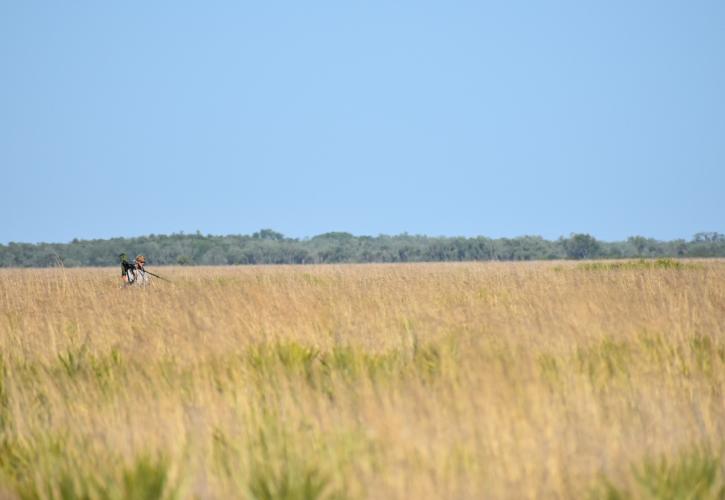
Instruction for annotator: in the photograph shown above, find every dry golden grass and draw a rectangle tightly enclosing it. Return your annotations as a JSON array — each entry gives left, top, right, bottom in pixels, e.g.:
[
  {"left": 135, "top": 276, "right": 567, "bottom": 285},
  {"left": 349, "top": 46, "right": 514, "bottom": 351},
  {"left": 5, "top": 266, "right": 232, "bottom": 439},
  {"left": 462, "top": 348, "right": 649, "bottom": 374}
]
[{"left": 0, "top": 260, "right": 723, "bottom": 499}]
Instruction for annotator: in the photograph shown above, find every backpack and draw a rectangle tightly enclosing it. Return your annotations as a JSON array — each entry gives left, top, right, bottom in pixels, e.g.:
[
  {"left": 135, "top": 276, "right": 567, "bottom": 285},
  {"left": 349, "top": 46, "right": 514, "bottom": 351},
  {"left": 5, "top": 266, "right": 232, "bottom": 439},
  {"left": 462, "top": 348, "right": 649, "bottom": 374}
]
[{"left": 119, "top": 254, "right": 136, "bottom": 283}]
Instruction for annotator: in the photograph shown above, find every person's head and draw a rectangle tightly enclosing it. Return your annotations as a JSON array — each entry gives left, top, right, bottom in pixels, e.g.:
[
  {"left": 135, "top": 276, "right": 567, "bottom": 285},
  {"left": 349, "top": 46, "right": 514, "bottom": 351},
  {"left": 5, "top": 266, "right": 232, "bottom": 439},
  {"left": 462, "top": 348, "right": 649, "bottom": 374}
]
[{"left": 135, "top": 255, "right": 145, "bottom": 267}]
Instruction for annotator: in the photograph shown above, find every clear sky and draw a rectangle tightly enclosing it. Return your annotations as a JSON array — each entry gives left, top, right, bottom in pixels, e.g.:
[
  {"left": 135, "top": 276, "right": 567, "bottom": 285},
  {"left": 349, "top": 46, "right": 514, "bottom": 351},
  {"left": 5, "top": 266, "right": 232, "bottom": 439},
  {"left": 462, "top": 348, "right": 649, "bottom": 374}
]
[{"left": 1, "top": 1, "right": 723, "bottom": 244}]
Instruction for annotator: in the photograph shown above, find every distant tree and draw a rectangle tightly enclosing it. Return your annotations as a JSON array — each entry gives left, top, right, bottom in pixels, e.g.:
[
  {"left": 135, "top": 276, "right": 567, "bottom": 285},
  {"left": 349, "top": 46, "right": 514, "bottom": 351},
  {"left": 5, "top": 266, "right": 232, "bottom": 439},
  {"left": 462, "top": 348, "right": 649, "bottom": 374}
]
[
  {"left": 562, "top": 233, "right": 601, "bottom": 260},
  {"left": 670, "top": 239, "right": 688, "bottom": 257},
  {"left": 201, "top": 247, "right": 228, "bottom": 265},
  {"left": 252, "top": 229, "right": 285, "bottom": 240},
  {"left": 311, "top": 232, "right": 355, "bottom": 241},
  {"left": 4, "top": 230, "right": 725, "bottom": 267},
  {"left": 628, "top": 236, "right": 648, "bottom": 256},
  {"left": 693, "top": 232, "right": 725, "bottom": 243},
  {"left": 627, "top": 236, "right": 663, "bottom": 257}
]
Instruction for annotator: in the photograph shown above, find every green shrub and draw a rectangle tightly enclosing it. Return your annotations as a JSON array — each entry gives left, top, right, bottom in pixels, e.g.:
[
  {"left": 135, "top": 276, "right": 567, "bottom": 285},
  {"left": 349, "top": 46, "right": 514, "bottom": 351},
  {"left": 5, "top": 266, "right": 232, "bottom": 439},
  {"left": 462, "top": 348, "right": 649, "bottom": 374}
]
[
  {"left": 592, "top": 448, "right": 725, "bottom": 499},
  {"left": 120, "top": 455, "right": 173, "bottom": 500},
  {"left": 248, "top": 459, "right": 344, "bottom": 500},
  {"left": 0, "top": 440, "right": 176, "bottom": 500},
  {"left": 577, "top": 259, "right": 694, "bottom": 271},
  {"left": 576, "top": 338, "right": 631, "bottom": 386},
  {"left": 57, "top": 344, "right": 88, "bottom": 378}
]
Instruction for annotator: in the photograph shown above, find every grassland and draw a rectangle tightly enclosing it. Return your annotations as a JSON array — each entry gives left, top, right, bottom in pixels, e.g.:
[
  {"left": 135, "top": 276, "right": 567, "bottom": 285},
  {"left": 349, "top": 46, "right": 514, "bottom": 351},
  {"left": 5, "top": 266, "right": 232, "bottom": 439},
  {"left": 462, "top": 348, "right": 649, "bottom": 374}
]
[{"left": 0, "top": 261, "right": 723, "bottom": 499}]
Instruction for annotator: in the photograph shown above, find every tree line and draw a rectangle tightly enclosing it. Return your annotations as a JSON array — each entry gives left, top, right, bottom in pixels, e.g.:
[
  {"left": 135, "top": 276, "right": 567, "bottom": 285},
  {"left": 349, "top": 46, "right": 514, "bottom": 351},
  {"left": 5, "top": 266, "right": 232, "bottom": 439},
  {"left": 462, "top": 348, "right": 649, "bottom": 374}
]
[{"left": 1, "top": 230, "right": 724, "bottom": 267}]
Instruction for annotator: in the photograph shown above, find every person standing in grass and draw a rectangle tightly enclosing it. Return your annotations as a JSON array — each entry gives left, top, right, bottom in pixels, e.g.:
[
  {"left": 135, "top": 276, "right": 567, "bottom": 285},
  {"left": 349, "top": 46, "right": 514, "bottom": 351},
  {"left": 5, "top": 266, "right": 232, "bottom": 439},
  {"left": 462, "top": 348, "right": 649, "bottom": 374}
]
[
  {"left": 121, "top": 254, "right": 150, "bottom": 287},
  {"left": 131, "top": 255, "right": 150, "bottom": 286}
]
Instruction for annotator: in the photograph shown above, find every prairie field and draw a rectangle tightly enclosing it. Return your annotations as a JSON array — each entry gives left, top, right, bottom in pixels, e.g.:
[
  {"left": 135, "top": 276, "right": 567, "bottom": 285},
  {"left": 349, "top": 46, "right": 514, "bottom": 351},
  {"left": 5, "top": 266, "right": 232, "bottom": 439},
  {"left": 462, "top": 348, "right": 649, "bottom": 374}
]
[{"left": 0, "top": 260, "right": 724, "bottom": 499}]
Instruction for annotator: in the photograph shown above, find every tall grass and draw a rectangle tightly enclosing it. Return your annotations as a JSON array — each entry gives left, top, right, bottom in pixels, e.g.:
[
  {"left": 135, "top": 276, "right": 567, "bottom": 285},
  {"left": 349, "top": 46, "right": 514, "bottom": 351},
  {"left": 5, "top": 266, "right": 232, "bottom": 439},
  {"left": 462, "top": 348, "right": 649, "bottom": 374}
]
[{"left": 0, "top": 261, "right": 723, "bottom": 499}]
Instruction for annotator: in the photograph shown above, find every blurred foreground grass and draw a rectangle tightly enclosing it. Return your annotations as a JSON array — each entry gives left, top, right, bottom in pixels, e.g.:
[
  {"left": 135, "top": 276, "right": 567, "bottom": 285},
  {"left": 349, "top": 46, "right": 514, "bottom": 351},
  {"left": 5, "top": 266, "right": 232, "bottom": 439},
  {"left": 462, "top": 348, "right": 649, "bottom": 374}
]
[{"left": 0, "top": 261, "right": 723, "bottom": 499}]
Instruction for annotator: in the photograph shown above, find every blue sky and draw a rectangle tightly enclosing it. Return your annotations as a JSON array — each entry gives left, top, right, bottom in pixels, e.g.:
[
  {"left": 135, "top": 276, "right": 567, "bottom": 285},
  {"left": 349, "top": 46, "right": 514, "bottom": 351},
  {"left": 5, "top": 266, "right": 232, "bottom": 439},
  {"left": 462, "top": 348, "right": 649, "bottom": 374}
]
[{"left": 1, "top": 1, "right": 723, "bottom": 243}]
